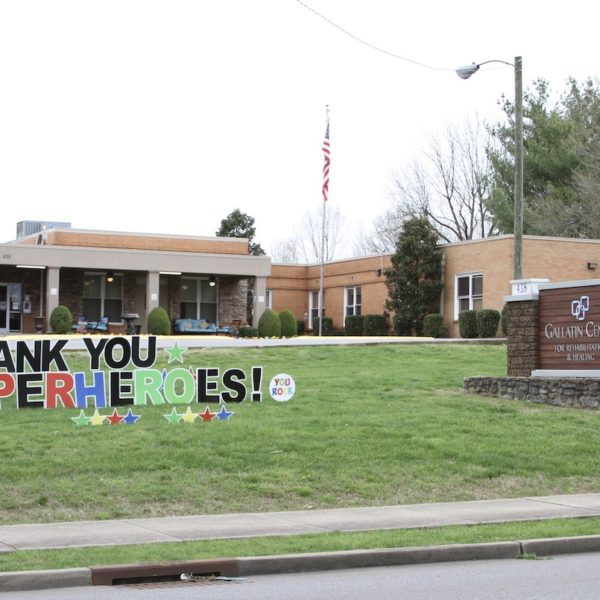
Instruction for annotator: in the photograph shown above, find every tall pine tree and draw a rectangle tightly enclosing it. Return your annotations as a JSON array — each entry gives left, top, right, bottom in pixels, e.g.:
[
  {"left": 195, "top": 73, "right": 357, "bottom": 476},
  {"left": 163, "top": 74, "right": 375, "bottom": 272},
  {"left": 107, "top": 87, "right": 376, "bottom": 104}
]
[{"left": 386, "top": 217, "right": 443, "bottom": 335}]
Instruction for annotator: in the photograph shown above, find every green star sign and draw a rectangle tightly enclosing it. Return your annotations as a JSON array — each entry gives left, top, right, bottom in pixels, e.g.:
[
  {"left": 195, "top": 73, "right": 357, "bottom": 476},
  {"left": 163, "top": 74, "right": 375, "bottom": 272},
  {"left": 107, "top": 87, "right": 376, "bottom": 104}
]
[
  {"left": 166, "top": 342, "right": 187, "bottom": 364},
  {"left": 163, "top": 407, "right": 183, "bottom": 424},
  {"left": 71, "top": 410, "right": 92, "bottom": 426}
]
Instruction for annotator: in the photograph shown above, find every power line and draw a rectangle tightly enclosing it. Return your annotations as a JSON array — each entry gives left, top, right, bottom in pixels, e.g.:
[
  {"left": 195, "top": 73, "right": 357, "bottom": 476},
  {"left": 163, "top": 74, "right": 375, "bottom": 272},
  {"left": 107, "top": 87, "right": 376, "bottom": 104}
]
[{"left": 294, "top": 0, "right": 452, "bottom": 72}]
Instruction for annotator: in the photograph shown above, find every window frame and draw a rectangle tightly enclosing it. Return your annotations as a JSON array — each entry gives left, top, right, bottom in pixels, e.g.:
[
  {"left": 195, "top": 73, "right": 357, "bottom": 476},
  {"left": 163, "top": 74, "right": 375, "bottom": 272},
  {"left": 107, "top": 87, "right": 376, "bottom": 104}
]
[
  {"left": 180, "top": 277, "right": 219, "bottom": 323},
  {"left": 82, "top": 272, "right": 124, "bottom": 323},
  {"left": 344, "top": 285, "right": 362, "bottom": 317},
  {"left": 454, "top": 272, "right": 483, "bottom": 320},
  {"left": 308, "top": 290, "right": 322, "bottom": 330}
]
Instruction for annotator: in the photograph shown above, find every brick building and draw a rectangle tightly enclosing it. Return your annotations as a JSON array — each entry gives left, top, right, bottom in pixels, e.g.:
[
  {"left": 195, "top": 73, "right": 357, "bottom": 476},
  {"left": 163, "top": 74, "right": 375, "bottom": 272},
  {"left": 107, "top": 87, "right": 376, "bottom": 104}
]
[
  {"left": 1, "top": 228, "right": 600, "bottom": 336},
  {"left": 0, "top": 228, "right": 270, "bottom": 334},
  {"left": 267, "top": 235, "right": 600, "bottom": 337}
]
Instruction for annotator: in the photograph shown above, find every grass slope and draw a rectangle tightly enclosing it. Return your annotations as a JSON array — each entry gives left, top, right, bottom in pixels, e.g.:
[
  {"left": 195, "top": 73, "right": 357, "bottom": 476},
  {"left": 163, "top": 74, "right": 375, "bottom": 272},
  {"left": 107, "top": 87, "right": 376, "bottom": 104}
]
[{"left": 1, "top": 344, "right": 599, "bottom": 525}]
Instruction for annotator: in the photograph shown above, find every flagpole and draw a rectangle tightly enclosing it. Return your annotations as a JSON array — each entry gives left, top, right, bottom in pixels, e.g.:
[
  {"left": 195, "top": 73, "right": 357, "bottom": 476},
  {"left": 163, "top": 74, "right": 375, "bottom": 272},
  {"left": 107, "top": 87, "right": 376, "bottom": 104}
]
[
  {"left": 318, "top": 196, "right": 326, "bottom": 337},
  {"left": 319, "top": 105, "right": 330, "bottom": 337}
]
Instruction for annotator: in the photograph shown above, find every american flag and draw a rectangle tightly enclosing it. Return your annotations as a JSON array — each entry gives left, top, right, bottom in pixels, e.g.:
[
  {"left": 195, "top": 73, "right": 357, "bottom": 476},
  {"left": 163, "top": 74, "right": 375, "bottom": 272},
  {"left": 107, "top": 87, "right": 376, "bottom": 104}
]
[{"left": 322, "top": 110, "right": 330, "bottom": 202}]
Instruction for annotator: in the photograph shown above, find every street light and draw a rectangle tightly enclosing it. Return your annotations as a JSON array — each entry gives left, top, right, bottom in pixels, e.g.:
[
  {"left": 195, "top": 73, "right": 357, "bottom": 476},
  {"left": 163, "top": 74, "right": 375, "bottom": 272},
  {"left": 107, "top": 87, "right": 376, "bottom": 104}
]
[{"left": 456, "top": 57, "right": 523, "bottom": 280}]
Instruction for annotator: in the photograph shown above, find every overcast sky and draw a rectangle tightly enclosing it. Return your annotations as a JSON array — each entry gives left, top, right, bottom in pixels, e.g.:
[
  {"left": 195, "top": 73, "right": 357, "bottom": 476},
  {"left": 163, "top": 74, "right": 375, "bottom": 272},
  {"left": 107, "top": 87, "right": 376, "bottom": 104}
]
[{"left": 1, "top": 1, "right": 598, "bottom": 256}]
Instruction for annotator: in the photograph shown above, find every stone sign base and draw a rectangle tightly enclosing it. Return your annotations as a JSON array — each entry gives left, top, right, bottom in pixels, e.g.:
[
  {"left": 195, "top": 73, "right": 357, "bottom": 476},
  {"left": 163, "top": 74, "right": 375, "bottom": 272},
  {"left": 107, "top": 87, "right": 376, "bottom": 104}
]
[{"left": 464, "top": 376, "right": 600, "bottom": 410}]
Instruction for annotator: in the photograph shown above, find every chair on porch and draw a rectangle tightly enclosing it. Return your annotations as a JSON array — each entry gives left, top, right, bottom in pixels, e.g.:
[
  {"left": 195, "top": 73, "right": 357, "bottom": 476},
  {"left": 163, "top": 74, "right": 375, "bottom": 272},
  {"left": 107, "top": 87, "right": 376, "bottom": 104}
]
[
  {"left": 86, "top": 316, "right": 110, "bottom": 334},
  {"left": 217, "top": 318, "right": 241, "bottom": 337},
  {"left": 72, "top": 315, "right": 87, "bottom": 333}
]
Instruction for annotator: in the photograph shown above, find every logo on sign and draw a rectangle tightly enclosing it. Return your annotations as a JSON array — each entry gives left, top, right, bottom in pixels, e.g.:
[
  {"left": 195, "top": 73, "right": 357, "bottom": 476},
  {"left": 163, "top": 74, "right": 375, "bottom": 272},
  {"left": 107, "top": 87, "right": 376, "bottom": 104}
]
[{"left": 571, "top": 296, "right": 590, "bottom": 321}]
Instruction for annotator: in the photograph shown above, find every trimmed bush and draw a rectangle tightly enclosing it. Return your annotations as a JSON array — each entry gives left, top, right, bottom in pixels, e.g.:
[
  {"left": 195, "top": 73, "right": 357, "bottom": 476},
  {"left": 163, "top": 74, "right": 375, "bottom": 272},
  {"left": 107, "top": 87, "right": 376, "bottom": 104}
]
[
  {"left": 459, "top": 310, "right": 478, "bottom": 339},
  {"left": 279, "top": 310, "right": 297, "bottom": 337},
  {"left": 147, "top": 307, "right": 171, "bottom": 335},
  {"left": 258, "top": 308, "right": 281, "bottom": 337},
  {"left": 501, "top": 303, "right": 509, "bottom": 336},
  {"left": 313, "top": 316, "right": 333, "bottom": 336},
  {"left": 296, "top": 320, "right": 305, "bottom": 335},
  {"left": 50, "top": 305, "right": 73, "bottom": 334},
  {"left": 345, "top": 315, "right": 364, "bottom": 336},
  {"left": 363, "top": 314, "right": 386, "bottom": 336},
  {"left": 239, "top": 326, "right": 258, "bottom": 338},
  {"left": 423, "top": 313, "right": 447, "bottom": 338},
  {"left": 393, "top": 315, "right": 413, "bottom": 336},
  {"left": 477, "top": 308, "right": 501, "bottom": 338}
]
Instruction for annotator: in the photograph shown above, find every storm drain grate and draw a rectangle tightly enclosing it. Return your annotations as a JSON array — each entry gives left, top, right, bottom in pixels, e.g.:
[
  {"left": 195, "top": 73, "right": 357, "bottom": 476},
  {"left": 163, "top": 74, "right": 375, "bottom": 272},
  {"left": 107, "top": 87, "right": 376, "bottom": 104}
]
[
  {"left": 90, "top": 558, "right": 241, "bottom": 587},
  {"left": 125, "top": 576, "right": 231, "bottom": 589}
]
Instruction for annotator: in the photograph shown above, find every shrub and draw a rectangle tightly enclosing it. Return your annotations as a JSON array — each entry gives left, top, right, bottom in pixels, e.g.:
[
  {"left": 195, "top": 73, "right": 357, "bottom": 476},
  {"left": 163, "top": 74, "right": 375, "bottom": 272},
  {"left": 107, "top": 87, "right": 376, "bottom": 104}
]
[
  {"left": 393, "top": 315, "right": 413, "bottom": 336},
  {"left": 423, "top": 314, "right": 447, "bottom": 338},
  {"left": 296, "top": 320, "right": 305, "bottom": 335},
  {"left": 501, "top": 303, "right": 509, "bottom": 336},
  {"left": 363, "top": 314, "right": 387, "bottom": 336},
  {"left": 477, "top": 308, "right": 501, "bottom": 338},
  {"left": 258, "top": 308, "right": 281, "bottom": 337},
  {"left": 313, "top": 316, "right": 333, "bottom": 336},
  {"left": 459, "top": 310, "right": 478, "bottom": 339},
  {"left": 345, "top": 315, "right": 364, "bottom": 336},
  {"left": 239, "top": 326, "right": 258, "bottom": 338},
  {"left": 279, "top": 310, "right": 297, "bottom": 337},
  {"left": 50, "top": 305, "right": 73, "bottom": 334},
  {"left": 147, "top": 307, "right": 171, "bottom": 335}
]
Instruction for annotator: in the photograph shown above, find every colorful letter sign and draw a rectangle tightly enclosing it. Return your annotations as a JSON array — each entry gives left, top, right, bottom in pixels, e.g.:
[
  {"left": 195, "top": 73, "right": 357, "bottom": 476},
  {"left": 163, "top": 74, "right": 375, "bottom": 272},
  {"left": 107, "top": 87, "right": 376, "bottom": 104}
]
[{"left": 0, "top": 337, "right": 295, "bottom": 423}]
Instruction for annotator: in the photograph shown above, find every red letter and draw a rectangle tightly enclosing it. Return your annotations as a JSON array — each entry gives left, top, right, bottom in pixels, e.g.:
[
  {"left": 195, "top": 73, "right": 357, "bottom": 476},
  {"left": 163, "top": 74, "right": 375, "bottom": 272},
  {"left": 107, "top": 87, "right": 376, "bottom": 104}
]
[
  {"left": 0, "top": 373, "right": 15, "bottom": 399},
  {"left": 46, "top": 372, "right": 75, "bottom": 409}
]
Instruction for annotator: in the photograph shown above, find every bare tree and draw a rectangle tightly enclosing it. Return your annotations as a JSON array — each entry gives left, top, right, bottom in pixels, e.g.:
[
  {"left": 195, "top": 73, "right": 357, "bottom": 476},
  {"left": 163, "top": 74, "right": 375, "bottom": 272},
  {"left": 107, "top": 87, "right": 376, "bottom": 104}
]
[
  {"left": 269, "top": 206, "right": 346, "bottom": 263},
  {"left": 297, "top": 205, "right": 346, "bottom": 262},
  {"left": 352, "top": 222, "right": 396, "bottom": 256},
  {"left": 269, "top": 237, "right": 302, "bottom": 263},
  {"left": 383, "top": 118, "right": 496, "bottom": 244}
]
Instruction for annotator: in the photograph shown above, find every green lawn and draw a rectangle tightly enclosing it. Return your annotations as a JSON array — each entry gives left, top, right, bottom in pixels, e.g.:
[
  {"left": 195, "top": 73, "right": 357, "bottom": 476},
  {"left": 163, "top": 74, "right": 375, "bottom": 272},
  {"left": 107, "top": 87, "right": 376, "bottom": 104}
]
[
  {"left": 2, "top": 517, "right": 600, "bottom": 572},
  {"left": 2, "top": 343, "right": 600, "bottom": 527}
]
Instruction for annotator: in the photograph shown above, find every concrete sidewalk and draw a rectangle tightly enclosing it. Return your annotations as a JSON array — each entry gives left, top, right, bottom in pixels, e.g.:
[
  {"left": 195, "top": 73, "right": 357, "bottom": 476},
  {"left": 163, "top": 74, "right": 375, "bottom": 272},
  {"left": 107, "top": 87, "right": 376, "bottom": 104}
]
[
  {"left": 3, "top": 493, "right": 600, "bottom": 592},
  {"left": 2, "top": 493, "right": 600, "bottom": 553}
]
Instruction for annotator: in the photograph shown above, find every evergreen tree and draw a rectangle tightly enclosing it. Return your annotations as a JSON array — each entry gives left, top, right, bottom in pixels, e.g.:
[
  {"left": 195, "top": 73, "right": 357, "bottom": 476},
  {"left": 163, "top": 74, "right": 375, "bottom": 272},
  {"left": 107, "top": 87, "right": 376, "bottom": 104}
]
[
  {"left": 488, "top": 77, "right": 600, "bottom": 238},
  {"left": 385, "top": 217, "right": 443, "bottom": 335},
  {"left": 216, "top": 208, "right": 265, "bottom": 324},
  {"left": 216, "top": 208, "right": 265, "bottom": 256}
]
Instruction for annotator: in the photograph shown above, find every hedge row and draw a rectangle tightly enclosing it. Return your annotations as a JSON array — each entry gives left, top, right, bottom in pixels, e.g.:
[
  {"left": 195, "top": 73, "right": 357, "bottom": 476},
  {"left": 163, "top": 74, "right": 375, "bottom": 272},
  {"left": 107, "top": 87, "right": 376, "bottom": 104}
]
[
  {"left": 343, "top": 314, "right": 387, "bottom": 336},
  {"left": 459, "top": 308, "right": 501, "bottom": 338}
]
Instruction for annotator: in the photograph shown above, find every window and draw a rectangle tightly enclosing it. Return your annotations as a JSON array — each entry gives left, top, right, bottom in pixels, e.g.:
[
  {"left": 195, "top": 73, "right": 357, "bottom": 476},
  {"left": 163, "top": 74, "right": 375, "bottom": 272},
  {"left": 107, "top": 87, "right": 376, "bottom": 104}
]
[
  {"left": 455, "top": 273, "right": 483, "bottom": 318},
  {"left": 345, "top": 286, "right": 361, "bottom": 316},
  {"left": 180, "top": 278, "right": 218, "bottom": 323},
  {"left": 83, "top": 273, "right": 123, "bottom": 322},
  {"left": 308, "top": 290, "right": 322, "bottom": 329},
  {"left": 266, "top": 289, "right": 273, "bottom": 309}
]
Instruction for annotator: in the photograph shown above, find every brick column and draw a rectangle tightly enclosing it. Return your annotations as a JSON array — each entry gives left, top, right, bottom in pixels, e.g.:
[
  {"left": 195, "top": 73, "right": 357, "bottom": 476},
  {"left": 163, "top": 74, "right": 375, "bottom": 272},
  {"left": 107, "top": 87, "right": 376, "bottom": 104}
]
[{"left": 507, "top": 299, "right": 539, "bottom": 376}]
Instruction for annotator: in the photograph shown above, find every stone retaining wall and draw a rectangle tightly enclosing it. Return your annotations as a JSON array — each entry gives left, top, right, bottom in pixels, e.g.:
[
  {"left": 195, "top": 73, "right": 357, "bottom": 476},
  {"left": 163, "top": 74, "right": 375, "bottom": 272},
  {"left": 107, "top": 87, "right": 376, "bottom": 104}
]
[{"left": 464, "top": 376, "right": 600, "bottom": 409}]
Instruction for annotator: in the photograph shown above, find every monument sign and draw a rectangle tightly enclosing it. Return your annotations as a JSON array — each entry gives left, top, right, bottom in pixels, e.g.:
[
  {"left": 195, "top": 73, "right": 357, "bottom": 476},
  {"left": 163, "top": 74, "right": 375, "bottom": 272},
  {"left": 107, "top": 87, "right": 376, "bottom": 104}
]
[{"left": 538, "top": 281, "right": 600, "bottom": 370}]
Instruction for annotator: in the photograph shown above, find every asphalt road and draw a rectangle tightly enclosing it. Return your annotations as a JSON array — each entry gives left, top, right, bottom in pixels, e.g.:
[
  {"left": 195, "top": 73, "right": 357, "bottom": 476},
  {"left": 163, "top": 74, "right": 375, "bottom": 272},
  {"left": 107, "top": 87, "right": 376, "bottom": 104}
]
[{"left": 5, "top": 553, "right": 600, "bottom": 600}]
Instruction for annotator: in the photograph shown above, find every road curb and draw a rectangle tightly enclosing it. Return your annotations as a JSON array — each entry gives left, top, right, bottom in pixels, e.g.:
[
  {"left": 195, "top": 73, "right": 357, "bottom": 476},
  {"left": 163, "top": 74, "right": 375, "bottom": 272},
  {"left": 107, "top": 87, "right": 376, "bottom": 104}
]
[
  {"left": 0, "top": 568, "right": 91, "bottom": 592},
  {"left": 521, "top": 534, "right": 600, "bottom": 557},
  {"left": 2, "top": 536, "right": 600, "bottom": 592},
  {"left": 236, "top": 542, "right": 520, "bottom": 575}
]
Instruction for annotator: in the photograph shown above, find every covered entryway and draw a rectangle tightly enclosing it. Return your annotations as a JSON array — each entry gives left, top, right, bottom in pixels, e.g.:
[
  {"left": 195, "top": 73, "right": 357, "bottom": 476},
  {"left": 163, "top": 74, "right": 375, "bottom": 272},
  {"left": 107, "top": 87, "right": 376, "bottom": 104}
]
[{"left": 0, "top": 283, "right": 22, "bottom": 334}]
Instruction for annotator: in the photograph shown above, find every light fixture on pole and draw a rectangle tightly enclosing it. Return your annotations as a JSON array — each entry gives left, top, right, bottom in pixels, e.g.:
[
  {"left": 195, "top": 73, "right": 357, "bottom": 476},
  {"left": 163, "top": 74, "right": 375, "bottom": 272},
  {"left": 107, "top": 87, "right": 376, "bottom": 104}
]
[{"left": 456, "top": 57, "right": 523, "bottom": 280}]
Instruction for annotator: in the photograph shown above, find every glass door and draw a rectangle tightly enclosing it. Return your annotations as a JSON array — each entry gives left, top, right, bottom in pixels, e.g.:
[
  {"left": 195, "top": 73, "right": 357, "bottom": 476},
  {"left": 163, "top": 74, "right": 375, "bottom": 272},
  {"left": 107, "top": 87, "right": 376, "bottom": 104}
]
[{"left": 0, "top": 285, "right": 7, "bottom": 333}]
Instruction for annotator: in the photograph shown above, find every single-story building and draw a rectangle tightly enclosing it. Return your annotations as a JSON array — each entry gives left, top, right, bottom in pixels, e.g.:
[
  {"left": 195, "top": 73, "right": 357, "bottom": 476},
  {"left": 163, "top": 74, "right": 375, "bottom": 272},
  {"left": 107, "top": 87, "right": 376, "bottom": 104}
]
[
  {"left": 0, "top": 228, "right": 270, "bottom": 334},
  {"left": 267, "top": 235, "right": 600, "bottom": 337},
  {"left": 1, "top": 227, "right": 600, "bottom": 337}
]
